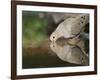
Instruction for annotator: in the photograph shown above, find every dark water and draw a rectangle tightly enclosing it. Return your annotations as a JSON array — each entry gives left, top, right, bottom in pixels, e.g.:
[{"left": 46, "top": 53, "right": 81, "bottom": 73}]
[{"left": 22, "top": 41, "right": 89, "bottom": 69}]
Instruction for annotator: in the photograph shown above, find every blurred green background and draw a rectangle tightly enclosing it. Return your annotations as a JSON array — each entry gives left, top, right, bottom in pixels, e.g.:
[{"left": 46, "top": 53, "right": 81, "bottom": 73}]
[{"left": 22, "top": 11, "right": 48, "bottom": 44}]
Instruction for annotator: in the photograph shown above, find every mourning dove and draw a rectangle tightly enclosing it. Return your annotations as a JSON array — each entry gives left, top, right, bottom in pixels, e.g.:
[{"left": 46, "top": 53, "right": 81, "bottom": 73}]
[{"left": 50, "top": 14, "right": 89, "bottom": 42}]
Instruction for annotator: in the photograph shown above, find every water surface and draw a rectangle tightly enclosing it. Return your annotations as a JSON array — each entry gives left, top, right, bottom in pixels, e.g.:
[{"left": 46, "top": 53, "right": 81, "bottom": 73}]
[{"left": 22, "top": 40, "right": 88, "bottom": 69}]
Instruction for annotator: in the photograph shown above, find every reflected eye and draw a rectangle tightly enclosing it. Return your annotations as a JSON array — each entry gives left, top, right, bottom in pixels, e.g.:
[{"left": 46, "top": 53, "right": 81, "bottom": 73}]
[
  {"left": 53, "top": 45, "right": 55, "bottom": 47},
  {"left": 81, "top": 21, "right": 83, "bottom": 24}
]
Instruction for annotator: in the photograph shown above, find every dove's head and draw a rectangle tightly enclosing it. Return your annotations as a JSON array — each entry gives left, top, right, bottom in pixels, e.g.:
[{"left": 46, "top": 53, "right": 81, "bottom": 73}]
[{"left": 50, "top": 31, "right": 58, "bottom": 42}]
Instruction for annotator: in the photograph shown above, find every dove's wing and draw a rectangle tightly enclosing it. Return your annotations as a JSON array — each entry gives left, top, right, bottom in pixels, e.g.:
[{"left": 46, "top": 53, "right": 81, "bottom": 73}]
[
  {"left": 49, "top": 13, "right": 82, "bottom": 23},
  {"left": 68, "top": 14, "right": 89, "bottom": 36},
  {"left": 71, "top": 19, "right": 81, "bottom": 35},
  {"left": 54, "top": 18, "right": 74, "bottom": 38}
]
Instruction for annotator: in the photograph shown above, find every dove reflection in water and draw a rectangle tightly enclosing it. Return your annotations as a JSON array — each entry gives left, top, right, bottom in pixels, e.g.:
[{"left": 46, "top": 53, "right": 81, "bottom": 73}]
[{"left": 50, "top": 42, "right": 89, "bottom": 65}]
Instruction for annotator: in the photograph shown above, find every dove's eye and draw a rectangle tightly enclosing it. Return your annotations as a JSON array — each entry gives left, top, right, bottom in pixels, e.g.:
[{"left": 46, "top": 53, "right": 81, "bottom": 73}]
[{"left": 53, "top": 36, "right": 55, "bottom": 39}]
